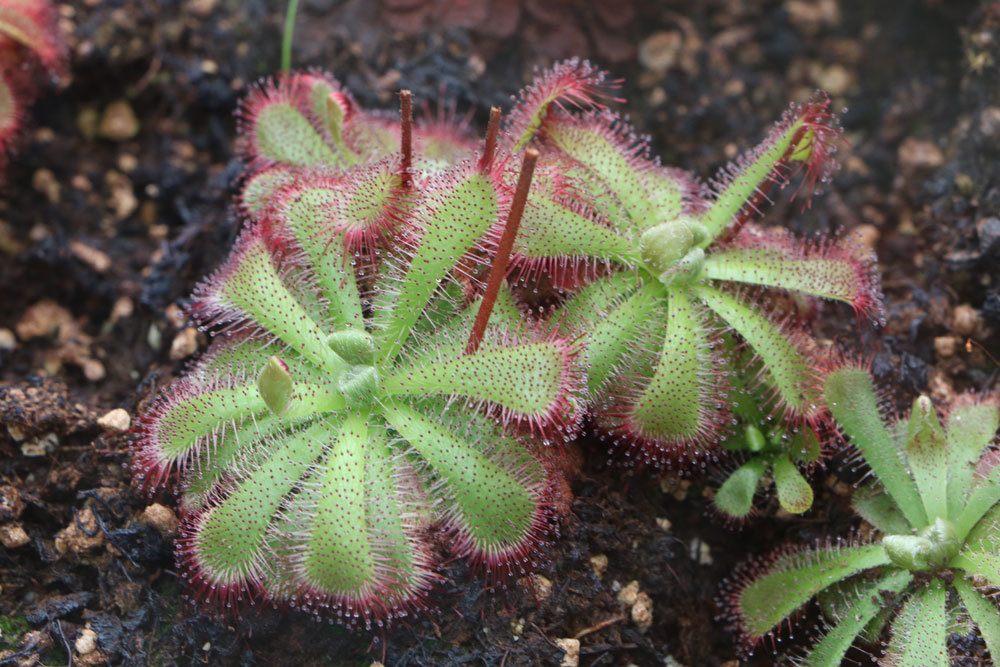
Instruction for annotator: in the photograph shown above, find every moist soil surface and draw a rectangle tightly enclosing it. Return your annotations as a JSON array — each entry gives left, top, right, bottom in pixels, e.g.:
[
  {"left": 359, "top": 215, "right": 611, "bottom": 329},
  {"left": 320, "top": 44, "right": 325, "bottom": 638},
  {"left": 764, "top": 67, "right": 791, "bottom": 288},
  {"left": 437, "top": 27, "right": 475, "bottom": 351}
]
[{"left": 0, "top": 1, "right": 998, "bottom": 665}]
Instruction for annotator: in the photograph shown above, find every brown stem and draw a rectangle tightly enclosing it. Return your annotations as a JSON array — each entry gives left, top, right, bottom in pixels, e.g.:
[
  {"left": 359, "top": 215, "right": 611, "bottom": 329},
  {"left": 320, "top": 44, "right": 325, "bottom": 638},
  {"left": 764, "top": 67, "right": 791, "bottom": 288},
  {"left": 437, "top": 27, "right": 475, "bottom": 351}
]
[
  {"left": 478, "top": 106, "right": 501, "bottom": 173},
  {"left": 399, "top": 89, "right": 413, "bottom": 188},
  {"left": 573, "top": 613, "right": 627, "bottom": 639},
  {"left": 465, "top": 148, "right": 539, "bottom": 355}
]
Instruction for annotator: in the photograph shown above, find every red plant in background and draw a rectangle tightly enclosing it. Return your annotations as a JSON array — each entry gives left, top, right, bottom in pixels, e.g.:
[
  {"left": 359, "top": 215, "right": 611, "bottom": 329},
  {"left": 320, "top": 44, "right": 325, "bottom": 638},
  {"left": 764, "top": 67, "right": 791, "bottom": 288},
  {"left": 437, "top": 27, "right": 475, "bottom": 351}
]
[{"left": 0, "top": 0, "right": 64, "bottom": 172}]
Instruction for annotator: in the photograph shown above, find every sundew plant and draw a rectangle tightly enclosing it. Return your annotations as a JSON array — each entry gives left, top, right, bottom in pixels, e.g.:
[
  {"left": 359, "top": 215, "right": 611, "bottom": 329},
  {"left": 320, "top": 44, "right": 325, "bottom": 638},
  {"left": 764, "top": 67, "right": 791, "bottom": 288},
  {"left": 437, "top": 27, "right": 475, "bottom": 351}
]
[
  {"left": 501, "top": 60, "right": 882, "bottom": 469},
  {"left": 723, "top": 366, "right": 1000, "bottom": 665},
  {"left": 134, "top": 73, "right": 584, "bottom": 627}
]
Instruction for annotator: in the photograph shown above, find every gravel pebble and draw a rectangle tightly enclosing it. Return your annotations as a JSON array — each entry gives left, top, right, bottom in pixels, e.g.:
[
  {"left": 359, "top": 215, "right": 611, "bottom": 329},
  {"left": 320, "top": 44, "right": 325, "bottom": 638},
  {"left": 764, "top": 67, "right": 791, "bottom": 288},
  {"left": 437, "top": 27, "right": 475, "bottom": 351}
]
[
  {"left": 97, "top": 408, "right": 131, "bottom": 432},
  {"left": 140, "top": 503, "right": 179, "bottom": 536},
  {"left": 0, "top": 523, "right": 30, "bottom": 548},
  {"left": 555, "top": 638, "right": 580, "bottom": 667}
]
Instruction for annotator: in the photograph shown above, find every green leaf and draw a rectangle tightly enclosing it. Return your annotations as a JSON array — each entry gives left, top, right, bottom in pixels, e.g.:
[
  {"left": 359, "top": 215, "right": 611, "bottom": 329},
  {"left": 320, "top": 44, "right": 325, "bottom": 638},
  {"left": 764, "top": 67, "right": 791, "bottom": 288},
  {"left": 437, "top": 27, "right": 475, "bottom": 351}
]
[
  {"left": 375, "top": 171, "right": 498, "bottom": 365},
  {"left": 384, "top": 339, "right": 573, "bottom": 426},
  {"left": 241, "top": 167, "right": 296, "bottom": 217},
  {"left": 773, "top": 455, "right": 813, "bottom": 514},
  {"left": 714, "top": 458, "right": 766, "bottom": 519},
  {"left": 946, "top": 401, "right": 1000, "bottom": 518},
  {"left": 297, "top": 412, "right": 379, "bottom": 596},
  {"left": 790, "top": 427, "right": 822, "bottom": 463},
  {"left": 380, "top": 400, "right": 544, "bottom": 557},
  {"left": 852, "top": 484, "right": 912, "bottom": 535},
  {"left": 207, "top": 236, "right": 346, "bottom": 374},
  {"left": 953, "top": 576, "right": 1000, "bottom": 663},
  {"left": 274, "top": 182, "right": 376, "bottom": 331},
  {"left": 951, "top": 550, "right": 1000, "bottom": 588},
  {"left": 702, "top": 246, "right": 865, "bottom": 305},
  {"left": 149, "top": 385, "right": 267, "bottom": 463},
  {"left": 696, "top": 285, "right": 817, "bottom": 415},
  {"left": 823, "top": 367, "right": 927, "bottom": 529},
  {"left": 179, "top": 416, "right": 284, "bottom": 512},
  {"left": 628, "top": 289, "right": 718, "bottom": 444},
  {"left": 737, "top": 544, "right": 890, "bottom": 637},
  {"left": 307, "top": 80, "right": 358, "bottom": 164},
  {"left": 884, "top": 578, "right": 949, "bottom": 667},
  {"left": 253, "top": 102, "right": 339, "bottom": 167},
  {"left": 638, "top": 167, "right": 689, "bottom": 224},
  {"left": 953, "top": 475, "right": 1000, "bottom": 543},
  {"left": 514, "top": 186, "right": 635, "bottom": 263},
  {"left": 192, "top": 422, "right": 328, "bottom": 586},
  {"left": 904, "top": 396, "right": 949, "bottom": 522},
  {"left": 258, "top": 357, "right": 294, "bottom": 417},
  {"left": 543, "top": 115, "right": 654, "bottom": 232},
  {"left": 804, "top": 570, "right": 912, "bottom": 667},
  {"left": 554, "top": 272, "right": 660, "bottom": 392},
  {"left": 698, "top": 112, "right": 813, "bottom": 243}
]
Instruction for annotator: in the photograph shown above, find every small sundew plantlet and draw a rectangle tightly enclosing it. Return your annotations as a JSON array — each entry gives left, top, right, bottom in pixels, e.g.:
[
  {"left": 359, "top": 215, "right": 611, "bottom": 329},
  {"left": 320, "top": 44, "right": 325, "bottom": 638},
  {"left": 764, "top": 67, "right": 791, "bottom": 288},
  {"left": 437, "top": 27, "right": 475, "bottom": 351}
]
[
  {"left": 134, "top": 75, "right": 584, "bottom": 627},
  {"left": 0, "top": 0, "right": 63, "bottom": 171},
  {"left": 722, "top": 366, "right": 1000, "bottom": 666},
  {"left": 711, "top": 349, "right": 824, "bottom": 521},
  {"left": 502, "top": 60, "right": 883, "bottom": 468}
]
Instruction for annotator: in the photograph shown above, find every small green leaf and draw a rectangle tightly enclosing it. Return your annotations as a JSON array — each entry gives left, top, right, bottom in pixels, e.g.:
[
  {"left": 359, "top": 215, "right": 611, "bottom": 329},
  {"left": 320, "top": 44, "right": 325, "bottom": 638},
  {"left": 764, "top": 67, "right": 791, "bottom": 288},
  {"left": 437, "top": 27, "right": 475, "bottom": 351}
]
[
  {"left": 745, "top": 425, "right": 767, "bottom": 452},
  {"left": 946, "top": 401, "right": 1000, "bottom": 518},
  {"left": 254, "top": 102, "right": 339, "bottom": 167},
  {"left": 327, "top": 330, "right": 375, "bottom": 366},
  {"left": 714, "top": 458, "right": 766, "bottom": 519},
  {"left": 697, "top": 285, "right": 817, "bottom": 415},
  {"left": 852, "top": 484, "right": 911, "bottom": 535},
  {"left": 884, "top": 578, "right": 949, "bottom": 667},
  {"left": 790, "top": 427, "right": 822, "bottom": 463},
  {"left": 904, "top": 395, "right": 949, "bottom": 521},
  {"left": 823, "top": 367, "right": 927, "bottom": 529},
  {"left": 258, "top": 357, "right": 294, "bottom": 417},
  {"left": 773, "top": 455, "right": 813, "bottom": 514},
  {"left": 804, "top": 570, "right": 912, "bottom": 667},
  {"left": 738, "top": 544, "right": 890, "bottom": 637},
  {"left": 953, "top": 576, "right": 1000, "bottom": 663},
  {"left": 883, "top": 518, "right": 959, "bottom": 571}
]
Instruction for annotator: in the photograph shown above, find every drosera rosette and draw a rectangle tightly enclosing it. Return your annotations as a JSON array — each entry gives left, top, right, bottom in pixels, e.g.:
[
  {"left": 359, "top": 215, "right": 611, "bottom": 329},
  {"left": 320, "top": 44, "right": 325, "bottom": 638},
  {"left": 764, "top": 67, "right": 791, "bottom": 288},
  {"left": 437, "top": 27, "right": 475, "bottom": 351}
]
[
  {"left": 710, "top": 346, "right": 827, "bottom": 523},
  {"left": 133, "top": 91, "right": 585, "bottom": 627},
  {"left": 720, "top": 365, "right": 1000, "bottom": 666},
  {"left": 501, "top": 59, "right": 883, "bottom": 470},
  {"left": 236, "top": 70, "right": 478, "bottom": 220},
  {"left": 0, "top": 0, "right": 64, "bottom": 171}
]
